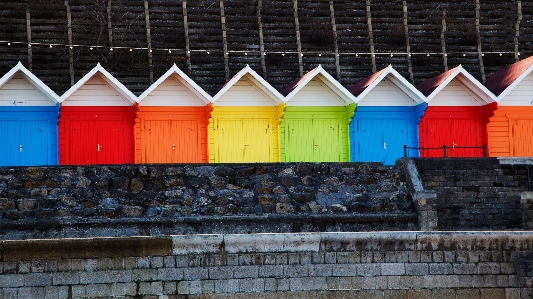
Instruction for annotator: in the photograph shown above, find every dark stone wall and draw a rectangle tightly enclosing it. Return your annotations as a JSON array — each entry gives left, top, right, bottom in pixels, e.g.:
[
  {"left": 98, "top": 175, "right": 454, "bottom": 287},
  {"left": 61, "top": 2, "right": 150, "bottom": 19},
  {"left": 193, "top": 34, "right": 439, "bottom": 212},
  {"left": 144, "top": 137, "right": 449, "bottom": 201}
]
[
  {"left": 414, "top": 158, "right": 528, "bottom": 230},
  {"left": 0, "top": 162, "right": 416, "bottom": 240}
]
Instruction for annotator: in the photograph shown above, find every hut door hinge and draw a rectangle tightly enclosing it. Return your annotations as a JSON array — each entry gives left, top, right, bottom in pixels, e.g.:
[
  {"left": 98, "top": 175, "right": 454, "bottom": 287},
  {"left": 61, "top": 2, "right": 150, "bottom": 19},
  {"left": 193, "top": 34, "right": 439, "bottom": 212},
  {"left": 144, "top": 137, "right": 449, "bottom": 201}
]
[{"left": 19, "top": 144, "right": 23, "bottom": 152}]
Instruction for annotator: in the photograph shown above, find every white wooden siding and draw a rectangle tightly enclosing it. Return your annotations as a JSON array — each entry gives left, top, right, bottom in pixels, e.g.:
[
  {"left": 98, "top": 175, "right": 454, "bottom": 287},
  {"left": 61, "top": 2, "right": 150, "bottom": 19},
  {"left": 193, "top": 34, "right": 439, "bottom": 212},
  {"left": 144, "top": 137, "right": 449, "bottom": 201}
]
[
  {"left": 286, "top": 78, "right": 346, "bottom": 106},
  {"left": 499, "top": 73, "right": 533, "bottom": 106},
  {"left": 357, "top": 77, "right": 418, "bottom": 106},
  {"left": 428, "top": 79, "right": 485, "bottom": 106},
  {"left": 139, "top": 74, "right": 206, "bottom": 106},
  {"left": 62, "top": 75, "right": 131, "bottom": 106},
  {"left": 0, "top": 74, "right": 56, "bottom": 106},
  {"left": 214, "top": 75, "right": 278, "bottom": 106}
]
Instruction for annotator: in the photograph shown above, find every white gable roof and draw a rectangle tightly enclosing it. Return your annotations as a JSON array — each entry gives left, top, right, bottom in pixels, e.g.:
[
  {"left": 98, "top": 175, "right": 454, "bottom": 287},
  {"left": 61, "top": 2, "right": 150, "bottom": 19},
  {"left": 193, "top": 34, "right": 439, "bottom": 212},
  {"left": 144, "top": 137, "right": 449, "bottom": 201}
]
[
  {"left": 60, "top": 63, "right": 137, "bottom": 105},
  {"left": 421, "top": 65, "right": 496, "bottom": 104},
  {"left": 211, "top": 65, "right": 284, "bottom": 106},
  {"left": 0, "top": 61, "right": 60, "bottom": 106},
  {"left": 282, "top": 65, "right": 356, "bottom": 106},
  {"left": 138, "top": 64, "right": 211, "bottom": 106},
  {"left": 352, "top": 65, "right": 425, "bottom": 106}
]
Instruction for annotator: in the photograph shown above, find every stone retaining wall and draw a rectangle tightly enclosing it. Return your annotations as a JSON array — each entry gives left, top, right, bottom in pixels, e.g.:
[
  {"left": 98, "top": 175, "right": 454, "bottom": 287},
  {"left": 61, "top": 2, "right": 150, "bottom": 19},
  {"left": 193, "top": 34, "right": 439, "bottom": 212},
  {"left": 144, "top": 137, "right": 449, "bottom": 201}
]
[
  {"left": 0, "top": 162, "right": 415, "bottom": 239},
  {"left": 1, "top": 232, "right": 532, "bottom": 298}
]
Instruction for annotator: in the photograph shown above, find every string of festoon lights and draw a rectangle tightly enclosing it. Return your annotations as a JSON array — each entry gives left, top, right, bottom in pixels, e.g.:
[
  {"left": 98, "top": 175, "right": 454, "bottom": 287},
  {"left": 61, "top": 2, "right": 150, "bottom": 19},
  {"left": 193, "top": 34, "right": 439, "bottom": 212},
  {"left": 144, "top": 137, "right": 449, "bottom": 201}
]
[{"left": 0, "top": 40, "right": 519, "bottom": 57}]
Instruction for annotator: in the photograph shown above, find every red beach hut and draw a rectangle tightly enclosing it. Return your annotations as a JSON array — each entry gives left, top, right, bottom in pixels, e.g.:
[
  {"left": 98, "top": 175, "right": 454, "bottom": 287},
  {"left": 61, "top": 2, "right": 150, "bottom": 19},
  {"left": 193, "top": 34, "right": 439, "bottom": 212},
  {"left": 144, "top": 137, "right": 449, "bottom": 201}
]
[
  {"left": 58, "top": 63, "right": 137, "bottom": 165},
  {"left": 416, "top": 65, "right": 497, "bottom": 157}
]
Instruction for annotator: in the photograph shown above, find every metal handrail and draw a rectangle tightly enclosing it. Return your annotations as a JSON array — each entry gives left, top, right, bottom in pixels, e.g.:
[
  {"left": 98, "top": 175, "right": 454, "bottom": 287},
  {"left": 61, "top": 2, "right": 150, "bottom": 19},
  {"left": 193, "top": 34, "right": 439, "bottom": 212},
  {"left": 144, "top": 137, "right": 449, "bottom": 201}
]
[{"left": 403, "top": 144, "right": 487, "bottom": 158}]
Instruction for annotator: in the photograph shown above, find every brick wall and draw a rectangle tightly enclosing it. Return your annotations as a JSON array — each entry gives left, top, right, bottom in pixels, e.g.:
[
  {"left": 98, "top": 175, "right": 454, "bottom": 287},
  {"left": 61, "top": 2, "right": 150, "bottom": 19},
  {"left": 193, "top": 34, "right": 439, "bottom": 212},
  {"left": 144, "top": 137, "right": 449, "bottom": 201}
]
[
  {"left": 413, "top": 158, "right": 528, "bottom": 230},
  {"left": 1, "top": 232, "right": 532, "bottom": 298}
]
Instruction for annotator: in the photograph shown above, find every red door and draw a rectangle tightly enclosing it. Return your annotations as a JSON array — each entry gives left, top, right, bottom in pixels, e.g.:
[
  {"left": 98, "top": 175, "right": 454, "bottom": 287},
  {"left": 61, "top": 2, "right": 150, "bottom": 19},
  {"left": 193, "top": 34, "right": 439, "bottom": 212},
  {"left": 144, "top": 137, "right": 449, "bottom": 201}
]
[
  {"left": 60, "top": 107, "right": 135, "bottom": 165},
  {"left": 97, "top": 120, "right": 127, "bottom": 164},
  {"left": 420, "top": 117, "right": 483, "bottom": 157},
  {"left": 69, "top": 119, "right": 98, "bottom": 164}
]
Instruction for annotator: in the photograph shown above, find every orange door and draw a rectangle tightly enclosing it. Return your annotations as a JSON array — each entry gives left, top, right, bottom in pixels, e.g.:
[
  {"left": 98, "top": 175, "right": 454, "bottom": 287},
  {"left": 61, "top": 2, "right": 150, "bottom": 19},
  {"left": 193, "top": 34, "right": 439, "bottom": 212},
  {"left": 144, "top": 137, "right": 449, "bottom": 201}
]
[
  {"left": 141, "top": 119, "right": 202, "bottom": 163},
  {"left": 512, "top": 119, "right": 533, "bottom": 156}
]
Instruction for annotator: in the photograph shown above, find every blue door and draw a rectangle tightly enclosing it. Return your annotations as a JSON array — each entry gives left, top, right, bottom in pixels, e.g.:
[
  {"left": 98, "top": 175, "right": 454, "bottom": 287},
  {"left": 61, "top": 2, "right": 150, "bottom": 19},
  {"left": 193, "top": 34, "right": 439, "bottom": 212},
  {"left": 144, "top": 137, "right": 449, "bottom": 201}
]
[
  {"left": 19, "top": 120, "right": 49, "bottom": 166},
  {"left": 350, "top": 105, "right": 425, "bottom": 165},
  {"left": 0, "top": 120, "right": 19, "bottom": 166},
  {"left": 352, "top": 118, "right": 409, "bottom": 165},
  {"left": 0, "top": 114, "right": 57, "bottom": 166}
]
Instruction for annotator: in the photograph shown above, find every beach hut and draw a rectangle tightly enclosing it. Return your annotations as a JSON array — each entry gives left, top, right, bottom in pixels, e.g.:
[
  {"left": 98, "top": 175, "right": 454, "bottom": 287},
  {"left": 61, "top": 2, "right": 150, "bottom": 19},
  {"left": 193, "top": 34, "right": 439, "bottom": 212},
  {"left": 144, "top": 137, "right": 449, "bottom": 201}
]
[
  {"left": 58, "top": 63, "right": 137, "bottom": 165},
  {"left": 416, "top": 65, "right": 497, "bottom": 157},
  {"left": 280, "top": 65, "right": 355, "bottom": 162},
  {"left": 136, "top": 64, "right": 212, "bottom": 163},
  {"left": 210, "top": 65, "right": 284, "bottom": 163},
  {"left": 485, "top": 56, "right": 533, "bottom": 157},
  {"left": 0, "top": 62, "right": 60, "bottom": 166},
  {"left": 349, "top": 65, "right": 426, "bottom": 165}
]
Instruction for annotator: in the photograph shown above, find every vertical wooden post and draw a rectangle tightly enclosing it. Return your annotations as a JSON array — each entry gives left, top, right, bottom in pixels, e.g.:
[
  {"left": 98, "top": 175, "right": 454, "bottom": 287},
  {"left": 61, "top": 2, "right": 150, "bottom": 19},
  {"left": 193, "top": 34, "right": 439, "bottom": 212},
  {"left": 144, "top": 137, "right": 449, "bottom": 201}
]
[
  {"left": 144, "top": 0, "right": 153, "bottom": 83},
  {"left": 440, "top": 9, "right": 448, "bottom": 72},
  {"left": 402, "top": 1, "right": 414, "bottom": 84},
  {"left": 256, "top": 0, "right": 266, "bottom": 77},
  {"left": 293, "top": 0, "right": 303, "bottom": 77},
  {"left": 65, "top": 0, "right": 74, "bottom": 85},
  {"left": 183, "top": 0, "right": 192, "bottom": 75},
  {"left": 107, "top": 0, "right": 113, "bottom": 51},
  {"left": 475, "top": 0, "right": 485, "bottom": 83},
  {"left": 515, "top": 0, "right": 522, "bottom": 62},
  {"left": 220, "top": 0, "right": 229, "bottom": 81},
  {"left": 329, "top": 0, "right": 341, "bottom": 81},
  {"left": 26, "top": 6, "right": 32, "bottom": 72},
  {"left": 366, "top": 0, "right": 376, "bottom": 73}
]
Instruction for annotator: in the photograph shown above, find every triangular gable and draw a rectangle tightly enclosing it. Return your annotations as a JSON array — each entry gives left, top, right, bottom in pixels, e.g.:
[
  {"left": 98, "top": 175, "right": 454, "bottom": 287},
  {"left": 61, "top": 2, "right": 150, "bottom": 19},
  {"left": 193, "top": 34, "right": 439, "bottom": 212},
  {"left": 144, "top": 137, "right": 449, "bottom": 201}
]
[
  {"left": 0, "top": 61, "right": 59, "bottom": 106},
  {"left": 282, "top": 65, "right": 356, "bottom": 106},
  {"left": 484, "top": 55, "right": 533, "bottom": 105},
  {"left": 138, "top": 64, "right": 211, "bottom": 106},
  {"left": 350, "top": 65, "right": 425, "bottom": 106},
  {"left": 60, "top": 63, "right": 137, "bottom": 106},
  {"left": 416, "top": 65, "right": 496, "bottom": 105},
  {"left": 212, "top": 65, "right": 283, "bottom": 106}
]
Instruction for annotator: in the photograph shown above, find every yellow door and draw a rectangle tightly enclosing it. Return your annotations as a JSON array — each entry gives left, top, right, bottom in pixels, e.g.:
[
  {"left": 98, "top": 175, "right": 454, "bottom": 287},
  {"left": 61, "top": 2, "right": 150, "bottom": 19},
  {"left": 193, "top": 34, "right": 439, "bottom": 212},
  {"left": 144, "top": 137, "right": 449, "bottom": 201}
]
[{"left": 216, "top": 118, "right": 271, "bottom": 162}]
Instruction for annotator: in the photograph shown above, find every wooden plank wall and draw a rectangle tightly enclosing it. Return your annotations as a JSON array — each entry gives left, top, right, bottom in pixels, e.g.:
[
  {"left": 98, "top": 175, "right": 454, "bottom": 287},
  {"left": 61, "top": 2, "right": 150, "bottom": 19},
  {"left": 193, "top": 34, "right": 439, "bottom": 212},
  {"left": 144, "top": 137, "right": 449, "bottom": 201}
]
[{"left": 0, "top": 0, "right": 529, "bottom": 95}]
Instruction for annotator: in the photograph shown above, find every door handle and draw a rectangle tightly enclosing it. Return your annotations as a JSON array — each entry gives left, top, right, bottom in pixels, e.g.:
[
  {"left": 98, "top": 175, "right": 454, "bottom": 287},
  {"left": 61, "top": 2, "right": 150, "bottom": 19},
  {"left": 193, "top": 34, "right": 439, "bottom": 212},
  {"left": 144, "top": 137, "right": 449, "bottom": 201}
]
[
  {"left": 19, "top": 144, "right": 23, "bottom": 152},
  {"left": 383, "top": 142, "right": 387, "bottom": 150},
  {"left": 452, "top": 142, "right": 457, "bottom": 148},
  {"left": 172, "top": 144, "right": 175, "bottom": 151},
  {"left": 314, "top": 144, "right": 318, "bottom": 150},
  {"left": 97, "top": 144, "right": 102, "bottom": 151}
]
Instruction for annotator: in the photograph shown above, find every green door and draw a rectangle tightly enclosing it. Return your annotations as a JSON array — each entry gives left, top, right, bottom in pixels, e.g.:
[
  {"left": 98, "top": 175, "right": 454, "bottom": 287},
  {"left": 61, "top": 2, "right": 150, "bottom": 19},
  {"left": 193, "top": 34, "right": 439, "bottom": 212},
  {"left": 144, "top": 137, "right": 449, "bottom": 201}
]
[{"left": 284, "top": 118, "right": 345, "bottom": 162}]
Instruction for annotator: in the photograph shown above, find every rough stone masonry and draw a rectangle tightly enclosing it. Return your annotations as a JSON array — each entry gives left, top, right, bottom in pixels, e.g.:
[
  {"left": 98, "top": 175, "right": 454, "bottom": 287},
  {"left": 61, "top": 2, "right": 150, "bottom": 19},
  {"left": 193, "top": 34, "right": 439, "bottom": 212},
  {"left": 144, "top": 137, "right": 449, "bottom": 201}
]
[{"left": 0, "top": 162, "right": 416, "bottom": 240}]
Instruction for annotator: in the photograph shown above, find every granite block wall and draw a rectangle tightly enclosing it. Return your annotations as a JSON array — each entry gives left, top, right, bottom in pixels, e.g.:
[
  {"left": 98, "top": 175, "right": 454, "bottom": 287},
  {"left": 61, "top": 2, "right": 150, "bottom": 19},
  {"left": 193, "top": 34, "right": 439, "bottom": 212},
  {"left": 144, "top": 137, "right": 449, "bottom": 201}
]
[{"left": 1, "top": 232, "right": 532, "bottom": 299}]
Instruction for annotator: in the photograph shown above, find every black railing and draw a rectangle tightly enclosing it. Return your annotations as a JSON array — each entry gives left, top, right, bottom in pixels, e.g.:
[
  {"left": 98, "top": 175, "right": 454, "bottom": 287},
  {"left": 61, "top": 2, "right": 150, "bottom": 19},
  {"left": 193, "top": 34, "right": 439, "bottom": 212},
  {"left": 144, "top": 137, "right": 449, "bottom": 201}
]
[
  {"left": 526, "top": 165, "right": 531, "bottom": 191},
  {"left": 403, "top": 144, "right": 487, "bottom": 158}
]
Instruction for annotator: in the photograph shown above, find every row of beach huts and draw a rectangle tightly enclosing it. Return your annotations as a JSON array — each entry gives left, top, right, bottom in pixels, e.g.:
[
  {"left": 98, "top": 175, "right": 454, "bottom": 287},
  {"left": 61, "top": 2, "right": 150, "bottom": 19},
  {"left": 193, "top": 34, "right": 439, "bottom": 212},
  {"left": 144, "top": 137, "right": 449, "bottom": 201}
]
[{"left": 1, "top": 56, "right": 533, "bottom": 167}]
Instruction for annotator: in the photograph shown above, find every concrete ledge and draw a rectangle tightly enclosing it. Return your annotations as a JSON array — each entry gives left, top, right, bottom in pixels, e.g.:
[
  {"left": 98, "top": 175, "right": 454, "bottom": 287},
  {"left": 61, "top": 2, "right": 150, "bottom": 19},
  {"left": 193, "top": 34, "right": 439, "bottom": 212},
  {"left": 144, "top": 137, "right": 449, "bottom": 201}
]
[
  {"left": 498, "top": 158, "right": 533, "bottom": 165},
  {"left": 2, "top": 236, "right": 173, "bottom": 262},
  {"left": 4, "top": 231, "right": 533, "bottom": 261},
  {"left": 0, "top": 213, "right": 417, "bottom": 230}
]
